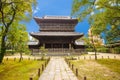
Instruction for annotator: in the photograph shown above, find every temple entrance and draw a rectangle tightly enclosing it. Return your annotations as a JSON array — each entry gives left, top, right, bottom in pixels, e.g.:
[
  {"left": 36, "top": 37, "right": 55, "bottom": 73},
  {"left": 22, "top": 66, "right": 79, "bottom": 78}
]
[
  {"left": 44, "top": 43, "right": 70, "bottom": 54},
  {"left": 53, "top": 44, "right": 62, "bottom": 48},
  {"left": 45, "top": 43, "right": 69, "bottom": 48}
]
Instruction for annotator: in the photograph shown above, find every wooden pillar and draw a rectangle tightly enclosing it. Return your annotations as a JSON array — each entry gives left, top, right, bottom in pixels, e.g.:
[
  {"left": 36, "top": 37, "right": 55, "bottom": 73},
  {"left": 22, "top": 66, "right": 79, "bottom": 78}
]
[
  {"left": 29, "top": 77, "right": 33, "bottom": 80},
  {"left": 51, "top": 44, "right": 53, "bottom": 52},
  {"left": 32, "top": 49, "right": 33, "bottom": 55},
  {"left": 62, "top": 44, "right": 63, "bottom": 53},
  {"left": 69, "top": 43, "right": 71, "bottom": 50},
  {"left": 51, "top": 44, "right": 53, "bottom": 48},
  {"left": 43, "top": 43, "right": 45, "bottom": 48}
]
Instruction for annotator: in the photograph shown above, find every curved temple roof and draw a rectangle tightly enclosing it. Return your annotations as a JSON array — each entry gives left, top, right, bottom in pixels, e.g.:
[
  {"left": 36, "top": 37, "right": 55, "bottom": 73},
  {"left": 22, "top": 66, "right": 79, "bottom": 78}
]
[{"left": 34, "top": 16, "right": 78, "bottom": 23}]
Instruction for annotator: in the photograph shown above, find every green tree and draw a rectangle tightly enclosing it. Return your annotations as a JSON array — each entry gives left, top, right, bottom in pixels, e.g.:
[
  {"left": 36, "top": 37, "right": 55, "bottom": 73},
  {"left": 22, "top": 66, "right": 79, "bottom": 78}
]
[
  {"left": 40, "top": 46, "right": 48, "bottom": 60},
  {"left": 72, "top": 0, "right": 120, "bottom": 43},
  {"left": 7, "top": 24, "right": 29, "bottom": 62},
  {"left": 0, "top": 0, "right": 36, "bottom": 63},
  {"left": 6, "top": 22, "right": 20, "bottom": 54},
  {"left": 16, "top": 26, "right": 29, "bottom": 62},
  {"left": 82, "top": 35, "right": 98, "bottom": 59}
]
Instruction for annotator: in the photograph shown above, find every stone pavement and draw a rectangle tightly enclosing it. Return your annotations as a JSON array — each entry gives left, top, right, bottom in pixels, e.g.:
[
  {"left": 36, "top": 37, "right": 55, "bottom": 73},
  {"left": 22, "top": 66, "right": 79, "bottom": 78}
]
[{"left": 39, "top": 57, "right": 78, "bottom": 80}]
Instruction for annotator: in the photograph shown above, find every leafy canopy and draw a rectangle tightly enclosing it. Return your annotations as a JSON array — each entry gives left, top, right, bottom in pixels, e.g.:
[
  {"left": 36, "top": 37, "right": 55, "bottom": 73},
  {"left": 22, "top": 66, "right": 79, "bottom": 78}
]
[
  {"left": 72, "top": 0, "right": 120, "bottom": 43},
  {"left": 0, "top": 0, "right": 37, "bottom": 63}
]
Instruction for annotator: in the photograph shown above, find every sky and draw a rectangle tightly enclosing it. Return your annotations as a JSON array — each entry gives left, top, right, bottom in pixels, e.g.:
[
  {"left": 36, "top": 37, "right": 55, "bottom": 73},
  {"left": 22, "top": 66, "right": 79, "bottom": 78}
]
[{"left": 26, "top": 0, "right": 90, "bottom": 35}]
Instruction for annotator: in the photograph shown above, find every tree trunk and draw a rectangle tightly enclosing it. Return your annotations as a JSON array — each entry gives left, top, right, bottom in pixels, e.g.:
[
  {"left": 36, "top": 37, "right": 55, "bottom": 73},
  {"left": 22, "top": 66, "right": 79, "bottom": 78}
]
[
  {"left": 91, "top": 35, "right": 97, "bottom": 60},
  {"left": 11, "top": 46, "right": 14, "bottom": 55},
  {"left": 19, "top": 52, "right": 23, "bottom": 62},
  {"left": 93, "top": 43, "right": 97, "bottom": 60},
  {"left": 0, "top": 35, "right": 6, "bottom": 63}
]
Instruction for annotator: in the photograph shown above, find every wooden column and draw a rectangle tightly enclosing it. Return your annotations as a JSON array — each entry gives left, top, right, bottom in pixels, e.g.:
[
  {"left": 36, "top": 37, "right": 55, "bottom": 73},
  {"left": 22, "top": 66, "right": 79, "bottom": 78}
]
[
  {"left": 51, "top": 44, "right": 53, "bottom": 52},
  {"left": 62, "top": 44, "right": 63, "bottom": 53},
  {"left": 69, "top": 43, "right": 71, "bottom": 50},
  {"left": 32, "top": 49, "right": 33, "bottom": 55},
  {"left": 43, "top": 43, "right": 45, "bottom": 48}
]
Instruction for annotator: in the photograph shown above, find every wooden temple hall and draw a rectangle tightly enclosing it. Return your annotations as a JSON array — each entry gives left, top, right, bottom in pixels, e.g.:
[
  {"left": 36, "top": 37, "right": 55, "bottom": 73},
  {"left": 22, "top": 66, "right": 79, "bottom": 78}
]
[{"left": 28, "top": 16, "right": 84, "bottom": 54}]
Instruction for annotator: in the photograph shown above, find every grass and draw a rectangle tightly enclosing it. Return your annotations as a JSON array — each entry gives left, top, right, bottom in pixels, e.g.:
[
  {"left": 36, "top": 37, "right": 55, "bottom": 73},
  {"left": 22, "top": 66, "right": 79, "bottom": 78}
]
[
  {"left": 96, "top": 59, "right": 120, "bottom": 74},
  {"left": 70, "top": 59, "right": 120, "bottom": 80},
  {"left": 0, "top": 58, "right": 45, "bottom": 80}
]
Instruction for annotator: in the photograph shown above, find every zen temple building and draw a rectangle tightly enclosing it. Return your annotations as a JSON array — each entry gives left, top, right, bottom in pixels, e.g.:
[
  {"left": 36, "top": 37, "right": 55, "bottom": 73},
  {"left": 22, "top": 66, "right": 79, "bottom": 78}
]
[{"left": 29, "top": 16, "right": 84, "bottom": 54}]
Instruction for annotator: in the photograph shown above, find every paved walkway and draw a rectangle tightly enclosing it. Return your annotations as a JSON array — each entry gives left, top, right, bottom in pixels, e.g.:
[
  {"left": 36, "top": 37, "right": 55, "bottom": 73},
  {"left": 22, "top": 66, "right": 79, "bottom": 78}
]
[{"left": 39, "top": 57, "right": 78, "bottom": 80}]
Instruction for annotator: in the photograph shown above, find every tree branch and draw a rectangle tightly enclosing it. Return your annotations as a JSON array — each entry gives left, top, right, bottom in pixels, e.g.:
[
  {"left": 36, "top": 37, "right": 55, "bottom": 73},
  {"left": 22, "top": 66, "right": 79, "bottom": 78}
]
[
  {"left": 0, "top": 8, "right": 7, "bottom": 27},
  {"left": 0, "top": 0, "right": 17, "bottom": 33},
  {"left": 7, "top": 4, "right": 17, "bottom": 28},
  {"left": 93, "top": 0, "right": 96, "bottom": 5},
  {"left": 104, "top": 4, "right": 120, "bottom": 11},
  {"left": 3, "top": 1, "right": 23, "bottom": 5}
]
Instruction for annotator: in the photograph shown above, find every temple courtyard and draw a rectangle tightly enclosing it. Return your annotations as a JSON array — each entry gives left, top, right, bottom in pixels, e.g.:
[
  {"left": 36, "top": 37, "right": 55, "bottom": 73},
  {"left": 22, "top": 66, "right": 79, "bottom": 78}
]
[{"left": 0, "top": 52, "right": 119, "bottom": 80}]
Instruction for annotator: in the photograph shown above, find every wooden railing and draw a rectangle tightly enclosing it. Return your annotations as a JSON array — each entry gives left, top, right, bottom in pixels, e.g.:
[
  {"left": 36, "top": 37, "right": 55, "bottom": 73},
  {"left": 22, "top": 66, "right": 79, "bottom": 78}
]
[{"left": 31, "top": 48, "right": 86, "bottom": 56}]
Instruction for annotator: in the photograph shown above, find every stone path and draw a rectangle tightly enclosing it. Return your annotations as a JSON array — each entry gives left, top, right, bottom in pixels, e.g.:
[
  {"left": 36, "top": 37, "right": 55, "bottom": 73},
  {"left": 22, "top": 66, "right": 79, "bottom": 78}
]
[{"left": 39, "top": 57, "right": 78, "bottom": 80}]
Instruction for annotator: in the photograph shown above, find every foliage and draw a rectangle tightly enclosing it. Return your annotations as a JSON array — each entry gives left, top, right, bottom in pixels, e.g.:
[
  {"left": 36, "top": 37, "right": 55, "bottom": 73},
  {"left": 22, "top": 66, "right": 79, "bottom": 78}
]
[
  {"left": 5, "top": 24, "right": 29, "bottom": 62},
  {"left": 81, "top": 36, "right": 92, "bottom": 48},
  {"left": 7, "top": 23, "right": 28, "bottom": 51},
  {"left": 82, "top": 36, "right": 100, "bottom": 59},
  {"left": 86, "top": 48, "right": 94, "bottom": 52},
  {"left": 105, "top": 25, "right": 120, "bottom": 43},
  {"left": 72, "top": 0, "right": 120, "bottom": 43},
  {"left": 39, "top": 46, "right": 48, "bottom": 60},
  {"left": 13, "top": 26, "right": 29, "bottom": 52},
  {"left": 86, "top": 47, "right": 110, "bottom": 53},
  {"left": 97, "top": 47, "right": 110, "bottom": 53},
  {"left": 0, "top": 0, "right": 37, "bottom": 63},
  {"left": 15, "top": 25, "right": 29, "bottom": 62},
  {"left": 5, "top": 50, "right": 16, "bottom": 55},
  {"left": 112, "top": 47, "right": 120, "bottom": 54},
  {"left": 82, "top": 36, "right": 102, "bottom": 47}
]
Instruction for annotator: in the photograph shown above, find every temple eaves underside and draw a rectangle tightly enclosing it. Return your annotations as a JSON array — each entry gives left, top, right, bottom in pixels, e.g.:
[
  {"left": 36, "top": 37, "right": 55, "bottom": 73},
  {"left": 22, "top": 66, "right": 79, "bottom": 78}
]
[{"left": 30, "top": 32, "right": 84, "bottom": 43}]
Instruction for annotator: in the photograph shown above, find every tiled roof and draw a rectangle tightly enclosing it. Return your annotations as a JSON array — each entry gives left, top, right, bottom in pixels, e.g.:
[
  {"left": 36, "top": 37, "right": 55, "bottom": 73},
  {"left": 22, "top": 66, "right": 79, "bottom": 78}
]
[{"left": 34, "top": 17, "right": 78, "bottom": 23}]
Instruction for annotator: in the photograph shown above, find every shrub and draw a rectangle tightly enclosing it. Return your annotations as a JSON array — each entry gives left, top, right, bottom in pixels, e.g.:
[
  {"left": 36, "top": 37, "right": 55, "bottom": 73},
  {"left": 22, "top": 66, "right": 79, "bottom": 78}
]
[
  {"left": 113, "top": 47, "right": 120, "bottom": 54},
  {"left": 97, "top": 47, "right": 110, "bottom": 53}
]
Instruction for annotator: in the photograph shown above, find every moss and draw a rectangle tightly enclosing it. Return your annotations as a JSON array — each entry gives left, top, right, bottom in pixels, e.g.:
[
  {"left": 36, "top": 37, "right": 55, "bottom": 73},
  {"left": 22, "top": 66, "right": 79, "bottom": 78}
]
[{"left": 0, "top": 59, "right": 45, "bottom": 80}]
